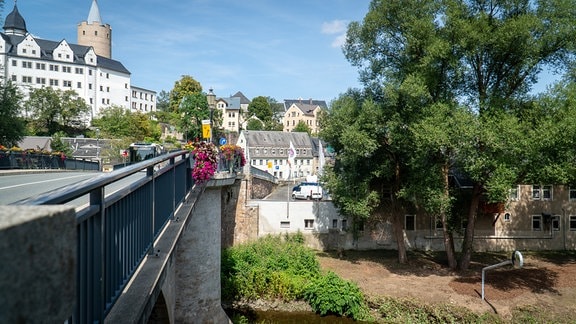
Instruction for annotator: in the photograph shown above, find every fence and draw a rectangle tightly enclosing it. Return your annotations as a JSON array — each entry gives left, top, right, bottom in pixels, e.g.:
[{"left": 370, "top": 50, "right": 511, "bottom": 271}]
[{"left": 0, "top": 151, "right": 99, "bottom": 171}]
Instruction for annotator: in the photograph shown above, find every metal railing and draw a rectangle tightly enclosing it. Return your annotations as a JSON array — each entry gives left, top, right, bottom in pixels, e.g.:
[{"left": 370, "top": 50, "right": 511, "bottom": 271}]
[
  {"left": 0, "top": 151, "right": 99, "bottom": 171},
  {"left": 12, "top": 150, "right": 194, "bottom": 323}
]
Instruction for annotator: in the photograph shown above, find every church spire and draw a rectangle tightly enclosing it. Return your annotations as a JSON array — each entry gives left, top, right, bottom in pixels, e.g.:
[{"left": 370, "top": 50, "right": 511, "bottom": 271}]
[{"left": 87, "top": 0, "right": 103, "bottom": 24}]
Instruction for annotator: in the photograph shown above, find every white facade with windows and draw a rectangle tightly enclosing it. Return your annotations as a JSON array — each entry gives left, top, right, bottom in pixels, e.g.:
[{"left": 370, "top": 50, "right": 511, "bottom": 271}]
[{"left": 0, "top": 2, "right": 155, "bottom": 122}]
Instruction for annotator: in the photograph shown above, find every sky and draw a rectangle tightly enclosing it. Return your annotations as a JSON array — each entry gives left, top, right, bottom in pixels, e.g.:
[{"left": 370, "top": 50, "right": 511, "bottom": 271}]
[{"left": 9, "top": 0, "right": 372, "bottom": 103}]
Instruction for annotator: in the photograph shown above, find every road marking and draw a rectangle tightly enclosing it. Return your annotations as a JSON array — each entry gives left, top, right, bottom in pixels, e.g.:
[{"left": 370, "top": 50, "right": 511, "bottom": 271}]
[{"left": 0, "top": 174, "right": 92, "bottom": 190}]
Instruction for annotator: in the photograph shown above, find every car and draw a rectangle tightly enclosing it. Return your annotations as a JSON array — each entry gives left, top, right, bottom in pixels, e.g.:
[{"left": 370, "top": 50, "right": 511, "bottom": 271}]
[{"left": 292, "top": 182, "right": 323, "bottom": 200}]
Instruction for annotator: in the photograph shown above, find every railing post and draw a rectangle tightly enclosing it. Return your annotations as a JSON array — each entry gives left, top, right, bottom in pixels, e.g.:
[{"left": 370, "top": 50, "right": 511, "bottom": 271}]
[{"left": 148, "top": 165, "right": 155, "bottom": 255}]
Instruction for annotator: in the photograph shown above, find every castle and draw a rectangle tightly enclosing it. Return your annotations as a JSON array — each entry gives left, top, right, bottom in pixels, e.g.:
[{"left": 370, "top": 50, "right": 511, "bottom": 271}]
[{"left": 0, "top": 0, "right": 156, "bottom": 122}]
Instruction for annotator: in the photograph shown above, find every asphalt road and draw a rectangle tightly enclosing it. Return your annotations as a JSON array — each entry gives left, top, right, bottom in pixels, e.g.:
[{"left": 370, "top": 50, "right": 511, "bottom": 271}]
[
  {"left": 0, "top": 171, "right": 145, "bottom": 206},
  {"left": 0, "top": 171, "right": 98, "bottom": 205}
]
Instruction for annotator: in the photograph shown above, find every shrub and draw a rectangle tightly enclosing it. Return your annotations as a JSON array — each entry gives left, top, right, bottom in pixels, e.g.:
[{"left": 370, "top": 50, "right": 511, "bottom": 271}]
[
  {"left": 221, "top": 234, "right": 320, "bottom": 301},
  {"left": 303, "top": 271, "right": 370, "bottom": 320}
]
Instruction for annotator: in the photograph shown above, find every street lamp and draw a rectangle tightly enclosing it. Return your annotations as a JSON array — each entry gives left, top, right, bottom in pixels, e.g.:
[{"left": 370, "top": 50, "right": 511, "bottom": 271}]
[{"left": 206, "top": 88, "right": 216, "bottom": 144}]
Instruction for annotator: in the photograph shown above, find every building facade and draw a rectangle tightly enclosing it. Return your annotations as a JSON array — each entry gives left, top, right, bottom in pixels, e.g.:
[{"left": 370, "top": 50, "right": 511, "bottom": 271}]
[
  {"left": 0, "top": 1, "right": 156, "bottom": 122},
  {"left": 282, "top": 99, "right": 327, "bottom": 133},
  {"left": 237, "top": 130, "right": 320, "bottom": 179},
  {"left": 217, "top": 91, "right": 250, "bottom": 133}
]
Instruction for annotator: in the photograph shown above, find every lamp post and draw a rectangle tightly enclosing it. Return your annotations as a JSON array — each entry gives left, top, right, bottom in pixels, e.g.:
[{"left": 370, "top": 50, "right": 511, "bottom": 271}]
[{"left": 206, "top": 88, "right": 216, "bottom": 144}]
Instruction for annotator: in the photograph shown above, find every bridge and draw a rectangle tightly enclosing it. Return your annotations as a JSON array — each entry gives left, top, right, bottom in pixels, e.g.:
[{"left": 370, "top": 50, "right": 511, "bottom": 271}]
[{"left": 0, "top": 150, "right": 261, "bottom": 323}]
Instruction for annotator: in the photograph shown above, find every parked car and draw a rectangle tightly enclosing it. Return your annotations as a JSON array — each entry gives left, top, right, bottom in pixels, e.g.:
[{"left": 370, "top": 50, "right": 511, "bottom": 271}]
[{"left": 292, "top": 182, "right": 323, "bottom": 200}]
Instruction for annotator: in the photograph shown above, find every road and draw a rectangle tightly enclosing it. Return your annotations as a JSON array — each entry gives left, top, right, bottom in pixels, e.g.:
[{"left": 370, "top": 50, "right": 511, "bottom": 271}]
[{"left": 0, "top": 171, "right": 145, "bottom": 206}]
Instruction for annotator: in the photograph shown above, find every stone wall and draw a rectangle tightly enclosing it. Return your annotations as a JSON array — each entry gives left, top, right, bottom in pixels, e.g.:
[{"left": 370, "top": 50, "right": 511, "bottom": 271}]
[{"left": 251, "top": 176, "right": 276, "bottom": 199}]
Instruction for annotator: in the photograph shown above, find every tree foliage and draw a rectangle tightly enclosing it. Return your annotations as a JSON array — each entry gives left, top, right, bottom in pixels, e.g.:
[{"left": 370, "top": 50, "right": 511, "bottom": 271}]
[
  {"left": 169, "top": 75, "right": 202, "bottom": 112},
  {"left": 247, "top": 96, "right": 273, "bottom": 121},
  {"left": 25, "top": 87, "right": 90, "bottom": 136},
  {"left": 91, "top": 106, "right": 160, "bottom": 142},
  {"left": 292, "top": 120, "right": 311, "bottom": 133},
  {"left": 327, "top": 0, "right": 576, "bottom": 270},
  {"left": 0, "top": 81, "right": 25, "bottom": 147},
  {"left": 178, "top": 92, "right": 210, "bottom": 140}
]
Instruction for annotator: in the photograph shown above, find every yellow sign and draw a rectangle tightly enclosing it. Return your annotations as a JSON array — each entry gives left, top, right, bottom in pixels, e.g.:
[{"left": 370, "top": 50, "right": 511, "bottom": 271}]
[
  {"left": 202, "top": 120, "right": 211, "bottom": 139},
  {"left": 267, "top": 161, "right": 273, "bottom": 169}
]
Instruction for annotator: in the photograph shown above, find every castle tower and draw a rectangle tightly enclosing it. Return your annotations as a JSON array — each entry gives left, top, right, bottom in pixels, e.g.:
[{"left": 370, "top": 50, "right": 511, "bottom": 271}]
[
  {"left": 3, "top": 3, "right": 27, "bottom": 36},
  {"left": 77, "top": 0, "right": 111, "bottom": 58}
]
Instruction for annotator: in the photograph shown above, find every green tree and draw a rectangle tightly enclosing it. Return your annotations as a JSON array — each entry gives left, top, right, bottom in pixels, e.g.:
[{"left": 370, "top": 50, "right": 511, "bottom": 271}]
[
  {"left": 340, "top": 0, "right": 576, "bottom": 270},
  {"left": 292, "top": 120, "right": 311, "bottom": 133},
  {"left": 169, "top": 75, "right": 202, "bottom": 112},
  {"left": 25, "top": 87, "right": 90, "bottom": 136},
  {"left": 51, "top": 131, "right": 73, "bottom": 156},
  {"left": 91, "top": 106, "right": 159, "bottom": 142},
  {"left": 246, "top": 118, "right": 264, "bottom": 131},
  {"left": 247, "top": 96, "right": 273, "bottom": 122},
  {"left": 0, "top": 81, "right": 25, "bottom": 147},
  {"left": 178, "top": 92, "right": 210, "bottom": 140},
  {"left": 156, "top": 90, "right": 170, "bottom": 112}
]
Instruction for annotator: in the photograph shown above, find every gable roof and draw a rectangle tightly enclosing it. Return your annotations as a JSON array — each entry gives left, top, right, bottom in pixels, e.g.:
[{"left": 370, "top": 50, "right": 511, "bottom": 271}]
[
  {"left": 232, "top": 91, "right": 251, "bottom": 105},
  {"left": 284, "top": 99, "right": 328, "bottom": 111},
  {"left": 2, "top": 34, "right": 130, "bottom": 74},
  {"left": 288, "top": 102, "right": 320, "bottom": 116}
]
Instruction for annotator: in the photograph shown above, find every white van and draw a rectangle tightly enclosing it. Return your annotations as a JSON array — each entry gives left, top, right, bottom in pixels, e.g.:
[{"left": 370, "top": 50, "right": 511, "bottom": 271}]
[{"left": 292, "top": 182, "right": 323, "bottom": 200}]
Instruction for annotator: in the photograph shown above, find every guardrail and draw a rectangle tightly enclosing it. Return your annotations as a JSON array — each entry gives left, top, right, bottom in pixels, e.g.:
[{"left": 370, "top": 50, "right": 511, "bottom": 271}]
[{"left": 12, "top": 150, "right": 194, "bottom": 323}]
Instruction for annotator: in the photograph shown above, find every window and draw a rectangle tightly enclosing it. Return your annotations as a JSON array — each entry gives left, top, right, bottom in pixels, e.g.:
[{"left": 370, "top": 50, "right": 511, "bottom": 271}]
[
  {"left": 49, "top": 64, "right": 59, "bottom": 72},
  {"left": 11, "top": 75, "right": 16, "bottom": 81},
  {"left": 36, "top": 77, "right": 46, "bottom": 85},
  {"left": 332, "top": 219, "right": 338, "bottom": 229},
  {"left": 62, "top": 66, "right": 71, "bottom": 73},
  {"left": 532, "top": 185, "right": 552, "bottom": 200},
  {"left": 570, "top": 187, "right": 576, "bottom": 201},
  {"left": 552, "top": 216, "right": 560, "bottom": 231},
  {"left": 509, "top": 186, "right": 519, "bottom": 200},
  {"left": 21, "top": 61, "right": 32, "bottom": 68},
  {"left": 36, "top": 63, "right": 45, "bottom": 70},
  {"left": 88, "top": 84, "right": 92, "bottom": 90},
  {"left": 435, "top": 218, "right": 443, "bottom": 231},
  {"left": 304, "top": 219, "right": 314, "bottom": 229},
  {"left": 405, "top": 215, "right": 415, "bottom": 231},
  {"left": 532, "top": 215, "right": 542, "bottom": 231},
  {"left": 280, "top": 221, "right": 290, "bottom": 229},
  {"left": 89, "top": 70, "right": 92, "bottom": 76},
  {"left": 77, "top": 82, "right": 82, "bottom": 88},
  {"left": 21, "top": 76, "right": 32, "bottom": 83},
  {"left": 63, "top": 80, "right": 72, "bottom": 87},
  {"left": 504, "top": 213, "right": 511, "bottom": 222},
  {"left": 75, "top": 68, "right": 84, "bottom": 74},
  {"left": 341, "top": 219, "right": 348, "bottom": 230},
  {"left": 568, "top": 216, "right": 576, "bottom": 231}
]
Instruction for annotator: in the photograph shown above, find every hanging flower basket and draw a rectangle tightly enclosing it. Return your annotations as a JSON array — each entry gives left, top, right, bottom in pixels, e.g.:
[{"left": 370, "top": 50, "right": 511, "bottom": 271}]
[{"left": 188, "top": 141, "right": 218, "bottom": 183}]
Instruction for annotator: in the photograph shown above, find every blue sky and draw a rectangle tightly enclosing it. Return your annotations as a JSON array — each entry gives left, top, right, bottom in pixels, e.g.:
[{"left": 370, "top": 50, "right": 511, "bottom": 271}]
[{"left": 10, "top": 0, "right": 372, "bottom": 102}]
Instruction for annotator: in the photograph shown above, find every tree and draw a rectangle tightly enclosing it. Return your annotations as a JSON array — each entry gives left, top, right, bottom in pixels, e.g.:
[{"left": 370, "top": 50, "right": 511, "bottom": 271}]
[
  {"left": 178, "top": 92, "right": 210, "bottom": 140},
  {"left": 341, "top": 0, "right": 576, "bottom": 270},
  {"left": 156, "top": 90, "right": 170, "bottom": 112},
  {"left": 0, "top": 81, "right": 25, "bottom": 147},
  {"left": 292, "top": 120, "right": 311, "bottom": 133},
  {"left": 169, "top": 75, "right": 202, "bottom": 112},
  {"left": 25, "top": 87, "right": 90, "bottom": 136},
  {"left": 247, "top": 96, "right": 273, "bottom": 122},
  {"left": 91, "top": 106, "right": 160, "bottom": 142},
  {"left": 246, "top": 118, "right": 264, "bottom": 131}
]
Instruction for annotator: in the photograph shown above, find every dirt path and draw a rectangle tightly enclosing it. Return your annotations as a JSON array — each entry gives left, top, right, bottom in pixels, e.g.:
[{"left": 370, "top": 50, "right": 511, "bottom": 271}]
[{"left": 317, "top": 250, "right": 576, "bottom": 321}]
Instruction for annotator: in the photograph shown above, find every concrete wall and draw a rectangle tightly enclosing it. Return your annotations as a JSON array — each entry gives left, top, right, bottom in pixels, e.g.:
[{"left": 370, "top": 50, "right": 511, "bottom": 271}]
[{"left": 0, "top": 206, "right": 76, "bottom": 323}]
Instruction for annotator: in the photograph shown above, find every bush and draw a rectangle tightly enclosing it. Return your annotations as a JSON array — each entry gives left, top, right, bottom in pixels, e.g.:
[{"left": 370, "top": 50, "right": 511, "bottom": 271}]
[
  {"left": 221, "top": 233, "right": 320, "bottom": 301},
  {"left": 303, "top": 271, "right": 370, "bottom": 320}
]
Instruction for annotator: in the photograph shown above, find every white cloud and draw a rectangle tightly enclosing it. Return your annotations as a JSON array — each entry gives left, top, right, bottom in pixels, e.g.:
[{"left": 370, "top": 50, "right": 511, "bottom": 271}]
[
  {"left": 321, "top": 20, "right": 348, "bottom": 35},
  {"left": 331, "top": 34, "right": 347, "bottom": 48}
]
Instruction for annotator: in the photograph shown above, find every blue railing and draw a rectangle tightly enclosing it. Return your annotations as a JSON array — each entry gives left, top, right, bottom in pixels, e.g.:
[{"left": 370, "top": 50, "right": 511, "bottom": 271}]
[{"left": 12, "top": 150, "right": 195, "bottom": 323}]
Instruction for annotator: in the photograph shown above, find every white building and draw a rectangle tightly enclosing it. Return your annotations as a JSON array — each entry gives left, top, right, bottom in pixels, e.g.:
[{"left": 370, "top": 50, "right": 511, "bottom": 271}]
[
  {"left": 237, "top": 130, "right": 317, "bottom": 179},
  {"left": 0, "top": 1, "right": 156, "bottom": 122},
  {"left": 216, "top": 91, "right": 250, "bottom": 133}
]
